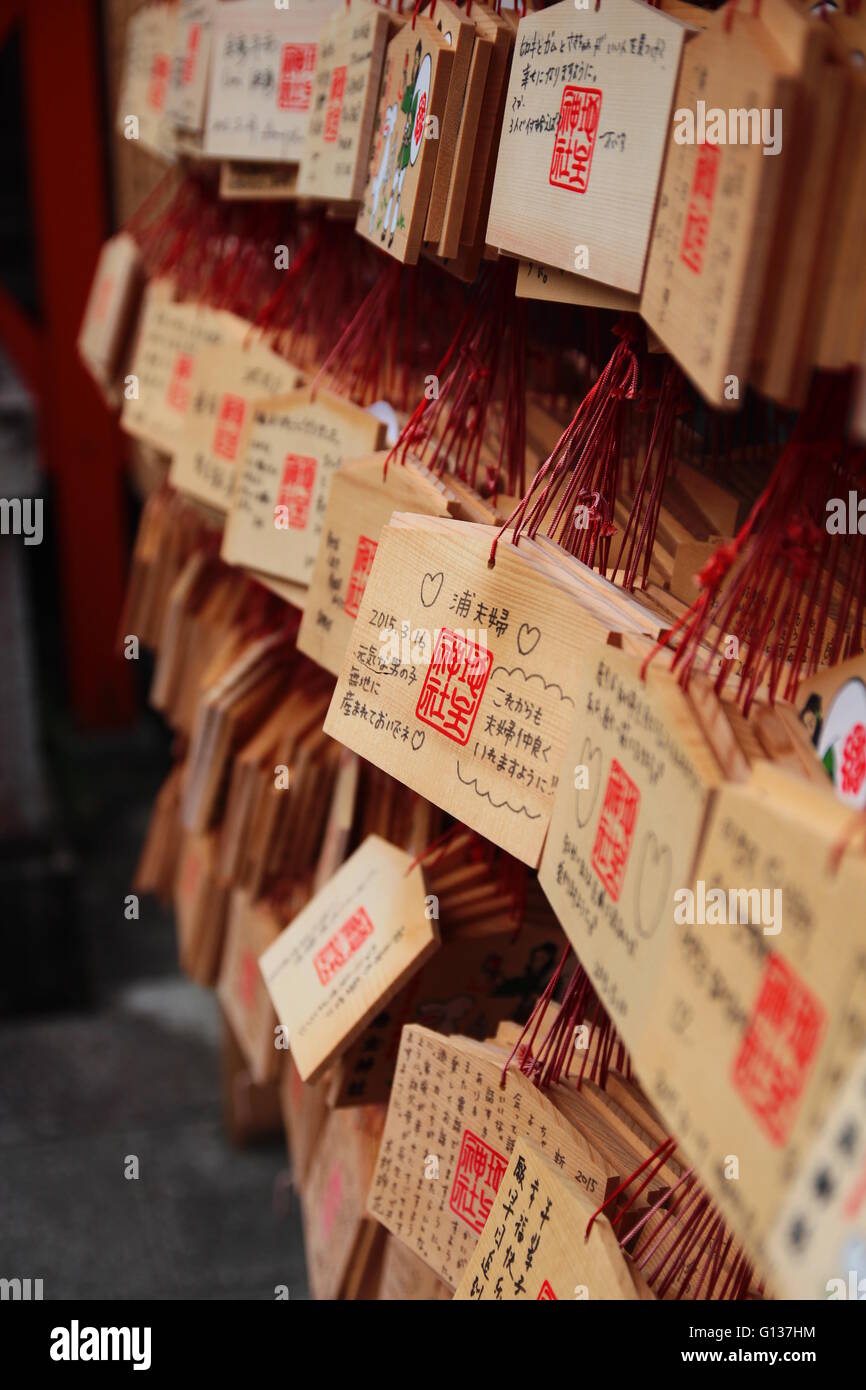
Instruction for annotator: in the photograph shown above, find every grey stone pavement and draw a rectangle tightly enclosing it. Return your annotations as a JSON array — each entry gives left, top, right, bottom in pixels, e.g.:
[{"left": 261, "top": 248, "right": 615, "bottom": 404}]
[{"left": 0, "top": 719, "right": 310, "bottom": 1302}]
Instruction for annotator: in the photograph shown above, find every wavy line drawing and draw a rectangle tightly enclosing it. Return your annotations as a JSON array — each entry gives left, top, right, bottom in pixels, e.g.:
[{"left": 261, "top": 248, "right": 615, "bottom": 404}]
[
  {"left": 456, "top": 762, "right": 543, "bottom": 819},
  {"left": 490, "top": 665, "right": 575, "bottom": 706}
]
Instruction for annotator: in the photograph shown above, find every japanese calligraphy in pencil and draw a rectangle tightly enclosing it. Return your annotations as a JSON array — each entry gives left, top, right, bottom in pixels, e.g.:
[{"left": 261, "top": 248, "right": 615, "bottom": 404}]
[
  {"left": 324, "top": 517, "right": 605, "bottom": 865},
  {"left": 453, "top": 1140, "right": 641, "bottom": 1301},
  {"left": 121, "top": 292, "right": 248, "bottom": 456},
  {"left": 636, "top": 762, "right": 866, "bottom": 1270},
  {"left": 539, "top": 642, "right": 725, "bottom": 1048},
  {"left": 169, "top": 340, "right": 303, "bottom": 513},
  {"left": 355, "top": 17, "right": 455, "bottom": 264},
  {"left": 296, "top": 1, "right": 393, "bottom": 204},
  {"left": 203, "top": 0, "right": 344, "bottom": 163},
  {"left": 166, "top": 0, "right": 215, "bottom": 137},
  {"left": 486, "top": 0, "right": 689, "bottom": 294},
  {"left": 296, "top": 454, "right": 457, "bottom": 678},
  {"left": 641, "top": 12, "right": 798, "bottom": 406},
  {"left": 259, "top": 836, "right": 440, "bottom": 1084},
  {"left": 116, "top": 1, "right": 178, "bottom": 161},
  {"left": 220, "top": 387, "right": 385, "bottom": 588},
  {"left": 366, "top": 1025, "right": 616, "bottom": 1289}
]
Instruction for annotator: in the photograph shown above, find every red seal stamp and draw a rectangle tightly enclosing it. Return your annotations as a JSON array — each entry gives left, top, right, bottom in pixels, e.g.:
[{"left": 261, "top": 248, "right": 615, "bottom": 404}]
[
  {"left": 841, "top": 723, "right": 866, "bottom": 797},
  {"left": 239, "top": 950, "right": 259, "bottom": 1010},
  {"left": 732, "top": 955, "right": 825, "bottom": 1146},
  {"left": 344, "top": 535, "right": 378, "bottom": 619},
  {"left": 148, "top": 53, "right": 170, "bottom": 112},
  {"left": 414, "top": 91, "right": 428, "bottom": 147},
  {"left": 537, "top": 1280, "right": 557, "bottom": 1300},
  {"left": 278, "top": 43, "right": 317, "bottom": 114},
  {"left": 212, "top": 393, "right": 247, "bottom": 462},
  {"left": 549, "top": 86, "right": 602, "bottom": 194},
  {"left": 276, "top": 454, "right": 317, "bottom": 530},
  {"left": 166, "top": 352, "right": 194, "bottom": 414},
  {"left": 415, "top": 628, "right": 493, "bottom": 746},
  {"left": 680, "top": 141, "right": 721, "bottom": 275},
  {"left": 591, "top": 758, "right": 641, "bottom": 901},
  {"left": 93, "top": 274, "right": 115, "bottom": 325},
  {"left": 183, "top": 24, "right": 201, "bottom": 86},
  {"left": 313, "top": 906, "right": 375, "bottom": 987},
  {"left": 324, "top": 65, "right": 348, "bottom": 144},
  {"left": 449, "top": 1129, "right": 508, "bottom": 1234}
]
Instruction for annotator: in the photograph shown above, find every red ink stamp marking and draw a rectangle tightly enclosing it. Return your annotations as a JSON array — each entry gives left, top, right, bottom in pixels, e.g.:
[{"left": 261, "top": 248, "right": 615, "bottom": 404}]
[
  {"left": 324, "top": 65, "right": 348, "bottom": 144},
  {"left": 183, "top": 23, "right": 201, "bottom": 85},
  {"left": 148, "top": 53, "right": 170, "bottom": 111},
  {"left": 344, "top": 535, "right": 378, "bottom": 619},
  {"left": 415, "top": 629, "right": 493, "bottom": 746},
  {"left": 591, "top": 758, "right": 640, "bottom": 901},
  {"left": 212, "top": 393, "right": 247, "bottom": 462},
  {"left": 276, "top": 454, "right": 317, "bottom": 530},
  {"left": 321, "top": 1163, "right": 343, "bottom": 1241},
  {"left": 449, "top": 1129, "right": 508, "bottom": 1235},
  {"left": 166, "top": 353, "right": 194, "bottom": 413},
  {"left": 239, "top": 950, "right": 259, "bottom": 1010},
  {"left": 414, "top": 90, "right": 428, "bottom": 147},
  {"left": 841, "top": 724, "right": 866, "bottom": 797},
  {"left": 537, "top": 1280, "right": 558, "bottom": 1300},
  {"left": 732, "top": 955, "right": 825, "bottom": 1146},
  {"left": 93, "top": 274, "right": 115, "bottom": 325},
  {"left": 680, "top": 141, "right": 721, "bottom": 275},
  {"left": 278, "top": 43, "right": 317, "bottom": 113},
  {"left": 549, "top": 85, "right": 602, "bottom": 194},
  {"left": 313, "top": 906, "right": 375, "bottom": 986}
]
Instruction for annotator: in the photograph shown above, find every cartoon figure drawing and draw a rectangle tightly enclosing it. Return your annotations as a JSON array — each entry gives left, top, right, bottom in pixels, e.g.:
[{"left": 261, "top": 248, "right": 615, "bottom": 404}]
[
  {"left": 368, "top": 100, "right": 398, "bottom": 237},
  {"left": 799, "top": 692, "right": 823, "bottom": 745},
  {"left": 812, "top": 677, "right": 866, "bottom": 808},
  {"left": 382, "top": 42, "right": 430, "bottom": 249}
]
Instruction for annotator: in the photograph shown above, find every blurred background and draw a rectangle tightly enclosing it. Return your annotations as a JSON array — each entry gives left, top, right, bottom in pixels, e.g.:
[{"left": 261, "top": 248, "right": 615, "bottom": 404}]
[{"left": 0, "top": 0, "right": 307, "bottom": 1300}]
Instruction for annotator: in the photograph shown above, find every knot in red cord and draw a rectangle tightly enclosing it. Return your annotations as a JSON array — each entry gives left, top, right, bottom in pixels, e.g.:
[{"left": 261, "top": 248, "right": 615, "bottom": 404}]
[{"left": 696, "top": 541, "right": 737, "bottom": 592}]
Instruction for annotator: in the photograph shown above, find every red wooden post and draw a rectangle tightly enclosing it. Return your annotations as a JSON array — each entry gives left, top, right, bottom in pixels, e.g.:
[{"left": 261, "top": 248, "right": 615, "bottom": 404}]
[{"left": 0, "top": 0, "right": 135, "bottom": 726}]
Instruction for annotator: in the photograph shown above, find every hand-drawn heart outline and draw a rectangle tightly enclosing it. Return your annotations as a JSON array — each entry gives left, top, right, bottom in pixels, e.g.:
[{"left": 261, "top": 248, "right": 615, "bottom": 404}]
[
  {"left": 633, "top": 831, "right": 673, "bottom": 941},
  {"left": 411, "top": 730, "right": 425, "bottom": 752},
  {"left": 517, "top": 623, "right": 541, "bottom": 656},
  {"left": 420, "top": 572, "right": 444, "bottom": 608},
  {"left": 575, "top": 739, "right": 603, "bottom": 830}
]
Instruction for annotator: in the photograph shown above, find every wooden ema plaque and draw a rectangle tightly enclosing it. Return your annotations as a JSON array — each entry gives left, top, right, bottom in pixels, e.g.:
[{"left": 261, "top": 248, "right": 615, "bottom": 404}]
[{"left": 324, "top": 518, "right": 617, "bottom": 867}]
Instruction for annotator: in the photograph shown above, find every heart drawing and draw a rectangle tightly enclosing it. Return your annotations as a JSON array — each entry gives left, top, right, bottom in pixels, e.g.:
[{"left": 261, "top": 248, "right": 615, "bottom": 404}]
[
  {"left": 420, "top": 572, "right": 444, "bottom": 608},
  {"left": 517, "top": 623, "right": 541, "bottom": 656},
  {"left": 633, "top": 831, "right": 673, "bottom": 940},
  {"left": 575, "top": 739, "right": 603, "bottom": 830},
  {"left": 411, "top": 730, "right": 425, "bottom": 752}
]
